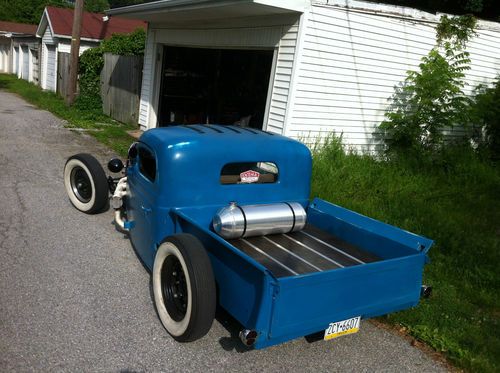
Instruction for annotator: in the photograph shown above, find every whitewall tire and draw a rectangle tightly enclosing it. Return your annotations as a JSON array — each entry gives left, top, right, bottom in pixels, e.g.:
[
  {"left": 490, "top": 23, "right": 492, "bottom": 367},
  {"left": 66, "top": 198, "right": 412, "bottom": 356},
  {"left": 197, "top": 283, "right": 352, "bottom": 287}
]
[
  {"left": 153, "top": 234, "right": 216, "bottom": 342},
  {"left": 64, "top": 153, "right": 108, "bottom": 214}
]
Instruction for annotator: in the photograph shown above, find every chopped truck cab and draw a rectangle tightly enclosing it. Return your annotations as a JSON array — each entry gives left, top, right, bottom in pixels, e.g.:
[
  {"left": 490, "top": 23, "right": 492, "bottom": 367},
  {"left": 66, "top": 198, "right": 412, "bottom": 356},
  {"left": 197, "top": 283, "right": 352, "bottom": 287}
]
[{"left": 64, "top": 124, "right": 433, "bottom": 349}]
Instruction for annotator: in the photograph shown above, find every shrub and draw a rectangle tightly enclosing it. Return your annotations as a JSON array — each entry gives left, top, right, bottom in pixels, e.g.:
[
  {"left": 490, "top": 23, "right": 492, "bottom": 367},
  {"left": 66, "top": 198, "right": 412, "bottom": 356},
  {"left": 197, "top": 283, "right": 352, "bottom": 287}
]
[
  {"left": 101, "top": 28, "right": 146, "bottom": 56},
  {"left": 75, "top": 27, "right": 145, "bottom": 111},
  {"left": 379, "top": 15, "right": 477, "bottom": 156},
  {"left": 75, "top": 47, "right": 104, "bottom": 112},
  {"left": 470, "top": 77, "right": 500, "bottom": 159}
]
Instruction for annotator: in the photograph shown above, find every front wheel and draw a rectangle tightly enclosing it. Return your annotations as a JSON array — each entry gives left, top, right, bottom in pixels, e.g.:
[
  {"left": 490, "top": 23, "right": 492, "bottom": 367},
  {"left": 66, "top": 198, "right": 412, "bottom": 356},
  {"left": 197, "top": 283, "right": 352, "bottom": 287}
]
[
  {"left": 64, "top": 153, "right": 108, "bottom": 214},
  {"left": 152, "top": 234, "right": 216, "bottom": 342}
]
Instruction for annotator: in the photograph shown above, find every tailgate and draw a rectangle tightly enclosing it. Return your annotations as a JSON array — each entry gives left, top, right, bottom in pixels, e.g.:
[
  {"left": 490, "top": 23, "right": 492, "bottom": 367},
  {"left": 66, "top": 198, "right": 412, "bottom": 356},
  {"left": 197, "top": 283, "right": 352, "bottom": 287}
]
[{"left": 266, "top": 253, "right": 425, "bottom": 346}]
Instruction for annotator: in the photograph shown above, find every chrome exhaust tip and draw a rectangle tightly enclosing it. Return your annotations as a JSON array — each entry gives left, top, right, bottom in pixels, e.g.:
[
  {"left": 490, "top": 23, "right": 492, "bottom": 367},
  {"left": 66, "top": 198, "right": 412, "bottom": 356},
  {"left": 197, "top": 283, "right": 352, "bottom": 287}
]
[
  {"left": 421, "top": 285, "right": 432, "bottom": 298},
  {"left": 239, "top": 329, "right": 258, "bottom": 347}
]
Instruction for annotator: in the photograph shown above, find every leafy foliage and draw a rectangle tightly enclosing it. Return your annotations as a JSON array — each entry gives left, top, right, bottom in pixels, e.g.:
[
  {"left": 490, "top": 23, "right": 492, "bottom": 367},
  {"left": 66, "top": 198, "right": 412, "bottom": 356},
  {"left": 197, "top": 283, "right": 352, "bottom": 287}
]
[
  {"left": 0, "top": 0, "right": 109, "bottom": 24},
  {"left": 84, "top": 0, "right": 109, "bottom": 13},
  {"left": 75, "top": 28, "right": 145, "bottom": 111},
  {"left": 379, "top": 15, "right": 477, "bottom": 156},
  {"left": 0, "top": 0, "right": 69, "bottom": 24},
  {"left": 76, "top": 47, "right": 105, "bottom": 112},
  {"left": 470, "top": 77, "right": 500, "bottom": 159},
  {"left": 101, "top": 28, "right": 146, "bottom": 56},
  {"left": 108, "top": 0, "right": 147, "bottom": 8}
]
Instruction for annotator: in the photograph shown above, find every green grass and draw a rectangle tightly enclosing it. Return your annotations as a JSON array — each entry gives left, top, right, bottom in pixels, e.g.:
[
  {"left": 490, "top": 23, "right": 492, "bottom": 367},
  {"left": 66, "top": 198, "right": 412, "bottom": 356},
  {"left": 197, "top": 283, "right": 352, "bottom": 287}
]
[
  {"left": 0, "top": 73, "right": 135, "bottom": 156},
  {"left": 312, "top": 137, "right": 500, "bottom": 372}
]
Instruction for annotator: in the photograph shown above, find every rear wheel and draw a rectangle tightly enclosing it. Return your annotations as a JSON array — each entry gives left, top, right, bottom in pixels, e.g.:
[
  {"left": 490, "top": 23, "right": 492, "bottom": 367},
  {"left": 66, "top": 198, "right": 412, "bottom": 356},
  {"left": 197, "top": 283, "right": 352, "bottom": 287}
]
[
  {"left": 64, "top": 153, "right": 108, "bottom": 214},
  {"left": 153, "top": 234, "right": 216, "bottom": 342}
]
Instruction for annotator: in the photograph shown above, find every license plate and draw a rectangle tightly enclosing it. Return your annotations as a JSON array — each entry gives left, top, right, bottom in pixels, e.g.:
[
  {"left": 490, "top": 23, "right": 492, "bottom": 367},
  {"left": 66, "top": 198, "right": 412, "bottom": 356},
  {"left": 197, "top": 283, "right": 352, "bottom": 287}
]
[{"left": 324, "top": 316, "right": 361, "bottom": 341}]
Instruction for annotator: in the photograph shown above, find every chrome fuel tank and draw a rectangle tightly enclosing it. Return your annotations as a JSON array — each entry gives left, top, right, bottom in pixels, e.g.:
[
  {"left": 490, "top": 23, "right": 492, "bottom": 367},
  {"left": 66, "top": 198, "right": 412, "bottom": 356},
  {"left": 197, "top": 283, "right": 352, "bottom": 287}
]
[{"left": 212, "top": 202, "right": 307, "bottom": 239}]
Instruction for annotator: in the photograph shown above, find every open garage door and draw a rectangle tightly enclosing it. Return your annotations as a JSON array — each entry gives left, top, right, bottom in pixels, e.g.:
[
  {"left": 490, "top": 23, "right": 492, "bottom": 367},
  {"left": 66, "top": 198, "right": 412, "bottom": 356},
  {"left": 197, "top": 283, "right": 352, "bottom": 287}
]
[{"left": 158, "top": 46, "right": 274, "bottom": 130}]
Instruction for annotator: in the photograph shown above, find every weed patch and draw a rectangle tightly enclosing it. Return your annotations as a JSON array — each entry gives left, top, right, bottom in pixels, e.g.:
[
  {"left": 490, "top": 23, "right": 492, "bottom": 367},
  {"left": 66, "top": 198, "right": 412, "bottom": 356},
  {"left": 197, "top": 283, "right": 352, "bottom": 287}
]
[{"left": 312, "top": 137, "right": 500, "bottom": 372}]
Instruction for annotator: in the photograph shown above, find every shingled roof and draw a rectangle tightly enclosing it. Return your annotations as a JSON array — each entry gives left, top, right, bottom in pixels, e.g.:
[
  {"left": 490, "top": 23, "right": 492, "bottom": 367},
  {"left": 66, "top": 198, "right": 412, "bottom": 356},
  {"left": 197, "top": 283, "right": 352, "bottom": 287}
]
[
  {"left": 37, "top": 6, "right": 146, "bottom": 41},
  {"left": 0, "top": 21, "right": 37, "bottom": 35}
]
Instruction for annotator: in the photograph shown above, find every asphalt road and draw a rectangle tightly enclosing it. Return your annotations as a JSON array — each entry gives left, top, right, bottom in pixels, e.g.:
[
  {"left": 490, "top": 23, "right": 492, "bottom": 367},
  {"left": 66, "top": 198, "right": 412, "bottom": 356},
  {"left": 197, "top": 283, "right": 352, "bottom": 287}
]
[{"left": 0, "top": 90, "right": 447, "bottom": 372}]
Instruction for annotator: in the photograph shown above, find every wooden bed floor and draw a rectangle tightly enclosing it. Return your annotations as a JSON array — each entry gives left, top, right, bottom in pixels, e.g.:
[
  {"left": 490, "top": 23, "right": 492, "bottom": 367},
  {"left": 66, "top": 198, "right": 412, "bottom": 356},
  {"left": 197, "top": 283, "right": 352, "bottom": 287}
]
[{"left": 229, "top": 224, "right": 381, "bottom": 278}]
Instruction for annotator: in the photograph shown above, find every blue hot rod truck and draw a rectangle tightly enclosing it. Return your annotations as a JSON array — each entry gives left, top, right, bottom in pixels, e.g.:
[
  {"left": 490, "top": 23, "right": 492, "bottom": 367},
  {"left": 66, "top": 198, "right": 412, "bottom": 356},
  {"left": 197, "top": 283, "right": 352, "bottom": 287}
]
[{"left": 64, "top": 124, "right": 432, "bottom": 349}]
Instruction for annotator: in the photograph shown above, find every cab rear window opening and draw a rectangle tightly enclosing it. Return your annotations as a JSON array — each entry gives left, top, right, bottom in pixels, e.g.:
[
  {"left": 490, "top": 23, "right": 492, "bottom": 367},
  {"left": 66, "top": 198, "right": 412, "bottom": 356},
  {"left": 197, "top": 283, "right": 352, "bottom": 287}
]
[
  {"left": 138, "top": 146, "right": 157, "bottom": 182},
  {"left": 220, "top": 162, "right": 278, "bottom": 184}
]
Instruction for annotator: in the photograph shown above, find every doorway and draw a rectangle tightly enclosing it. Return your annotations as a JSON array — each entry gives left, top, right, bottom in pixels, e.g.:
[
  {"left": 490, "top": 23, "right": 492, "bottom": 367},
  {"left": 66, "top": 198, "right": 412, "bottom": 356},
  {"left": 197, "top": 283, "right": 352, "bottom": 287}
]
[{"left": 158, "top": 46, "right": 274, "bottom": 130}]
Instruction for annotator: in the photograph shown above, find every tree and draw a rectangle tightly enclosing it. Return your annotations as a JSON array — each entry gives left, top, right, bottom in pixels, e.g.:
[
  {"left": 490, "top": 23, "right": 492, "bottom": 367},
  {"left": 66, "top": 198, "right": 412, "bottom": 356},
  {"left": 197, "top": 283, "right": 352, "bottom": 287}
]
[
  {"left": 84, "top": 0, "right": 109, "bottom": 12},
  {"left": 0, "top": 0, "right": 69, "bottom": 24},
  {"left": 379, "top": 16, "right": 477, "bottom": 154},
  {"left": 0, "top": 0, "right": 111, "bottom": 25},
  {"left": 108, "top": 0, "right": 148, "bottom": 8}
]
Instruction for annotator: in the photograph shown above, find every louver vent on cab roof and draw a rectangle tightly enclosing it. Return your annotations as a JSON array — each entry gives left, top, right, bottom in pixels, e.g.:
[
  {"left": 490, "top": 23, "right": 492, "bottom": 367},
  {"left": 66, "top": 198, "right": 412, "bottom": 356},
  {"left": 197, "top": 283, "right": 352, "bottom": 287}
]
[{"left": 180, "top": 124, "right": 274, "bottom": 136}]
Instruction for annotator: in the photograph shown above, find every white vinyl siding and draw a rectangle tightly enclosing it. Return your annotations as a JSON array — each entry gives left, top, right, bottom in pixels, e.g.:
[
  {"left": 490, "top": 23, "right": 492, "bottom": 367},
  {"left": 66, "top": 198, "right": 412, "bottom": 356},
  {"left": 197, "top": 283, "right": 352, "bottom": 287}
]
[
  {"left": 287, "top": 2, "right": 500, "bottom": 151},
  {"left": 41, "top": 27, "right": 57, "bottom": 90},
  {"left": 0, "top": 45, "right": 8, "bottom": 72},
  {"left": 57, "top": 40, "right": 96, "bottom": 54},
  {"left": 266, "top": 21, "right": 299, "bottom": 134},
  {"left": 138, "top": 27, "right": 155, "bottom": 128}
]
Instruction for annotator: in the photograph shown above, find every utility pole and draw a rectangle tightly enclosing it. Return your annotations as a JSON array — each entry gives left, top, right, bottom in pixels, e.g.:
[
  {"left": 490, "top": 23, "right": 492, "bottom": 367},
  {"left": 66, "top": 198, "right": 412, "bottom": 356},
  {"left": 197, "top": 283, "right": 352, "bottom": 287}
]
[{"left": 66, "top": 0, "right": 85, "bottom": 105}]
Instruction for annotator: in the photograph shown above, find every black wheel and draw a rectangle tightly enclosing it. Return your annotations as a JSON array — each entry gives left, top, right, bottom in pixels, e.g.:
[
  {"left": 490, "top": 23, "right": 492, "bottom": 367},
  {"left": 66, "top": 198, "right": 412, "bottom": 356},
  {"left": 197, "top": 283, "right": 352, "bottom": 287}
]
[
  {"left": 64, "top": 153, "right": 108, "bottom": 214},
  {"left": 153, "top": 234, "right": 216, "bottom": 342}
]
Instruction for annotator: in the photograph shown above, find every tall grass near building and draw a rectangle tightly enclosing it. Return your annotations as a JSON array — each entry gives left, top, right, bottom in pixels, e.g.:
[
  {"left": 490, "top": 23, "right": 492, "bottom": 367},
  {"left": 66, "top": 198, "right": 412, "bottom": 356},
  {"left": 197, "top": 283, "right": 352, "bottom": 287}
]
[{"left": 312, "top": 137, "right": 500, "bottom": 372}]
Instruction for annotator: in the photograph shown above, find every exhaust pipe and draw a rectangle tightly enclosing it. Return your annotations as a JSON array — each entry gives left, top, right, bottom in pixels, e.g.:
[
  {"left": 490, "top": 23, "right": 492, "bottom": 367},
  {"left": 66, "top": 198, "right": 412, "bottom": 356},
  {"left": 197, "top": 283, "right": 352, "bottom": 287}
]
[
  {"left": 239, "top": 329, "right": 258, "bottom": 347},
  {"left": 421, "top": 285, "right": 432, "bottom": 298},
  {"left": 112, "top": 177, "right": 128, "bottom": 231}
]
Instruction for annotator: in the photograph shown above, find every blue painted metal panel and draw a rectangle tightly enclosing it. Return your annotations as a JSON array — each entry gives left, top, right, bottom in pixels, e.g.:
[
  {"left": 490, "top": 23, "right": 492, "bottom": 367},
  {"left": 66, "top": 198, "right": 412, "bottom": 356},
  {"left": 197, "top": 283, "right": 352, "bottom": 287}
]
[
  {"left": 173, "top": 209, "right": 276, "bottom": 334},
  {"left": 309, "top": 198, "right": 434, "bottom": 255},
  {"left": 139, "top": 125, "right": 312, "bottom": 209},
  {"left": 263, "top": 254, "right": 425, "bottom": 348}
]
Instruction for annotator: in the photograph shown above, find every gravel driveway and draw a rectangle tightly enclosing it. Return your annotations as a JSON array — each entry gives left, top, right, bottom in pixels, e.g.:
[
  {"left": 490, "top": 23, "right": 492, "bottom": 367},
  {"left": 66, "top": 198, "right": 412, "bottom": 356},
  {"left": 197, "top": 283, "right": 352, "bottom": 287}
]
[{"left": 0, "top": 90, "right": 447, "bottom": 372}]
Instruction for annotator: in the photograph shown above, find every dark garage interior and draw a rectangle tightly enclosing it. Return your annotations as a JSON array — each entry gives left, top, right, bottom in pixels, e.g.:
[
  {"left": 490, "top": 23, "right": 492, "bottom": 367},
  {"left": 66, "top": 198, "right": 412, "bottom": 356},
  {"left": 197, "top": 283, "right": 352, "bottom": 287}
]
[{"left": 157, "top": 46, "right": 274, "bottom": 130}]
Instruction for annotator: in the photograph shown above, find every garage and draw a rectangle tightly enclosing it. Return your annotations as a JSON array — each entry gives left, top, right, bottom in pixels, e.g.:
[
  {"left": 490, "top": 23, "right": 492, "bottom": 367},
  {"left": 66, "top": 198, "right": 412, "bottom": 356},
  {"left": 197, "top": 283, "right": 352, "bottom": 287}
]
[
  {"left": 108, "top": 0, "right": 305, "bottom": 133},
  {"left": 158, "top": 46, "right": 274, "bottom": 129}
]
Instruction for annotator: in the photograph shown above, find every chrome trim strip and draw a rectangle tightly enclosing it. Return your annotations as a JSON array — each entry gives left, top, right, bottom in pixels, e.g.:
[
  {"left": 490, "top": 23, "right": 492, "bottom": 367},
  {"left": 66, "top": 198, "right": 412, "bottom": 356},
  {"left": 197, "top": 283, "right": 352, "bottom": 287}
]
[
  {"left": 263, "top": 236, "right": 323, "bottom": 272},
  {"left": 241, "top": 238, "right": 298, "bottom": 276},
  {"left": 300, "top": 232, "right": 365, "bottom": 264},
  {"left": 281, "top": 234, "right": 345, "bottom": 268}
]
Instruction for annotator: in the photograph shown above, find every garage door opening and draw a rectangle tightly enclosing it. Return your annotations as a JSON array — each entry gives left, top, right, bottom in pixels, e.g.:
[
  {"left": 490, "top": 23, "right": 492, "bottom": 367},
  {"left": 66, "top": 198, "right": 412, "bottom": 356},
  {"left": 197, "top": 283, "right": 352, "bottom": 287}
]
[{"left": 158, "top": 46, "right": 274, "bottom": 130}]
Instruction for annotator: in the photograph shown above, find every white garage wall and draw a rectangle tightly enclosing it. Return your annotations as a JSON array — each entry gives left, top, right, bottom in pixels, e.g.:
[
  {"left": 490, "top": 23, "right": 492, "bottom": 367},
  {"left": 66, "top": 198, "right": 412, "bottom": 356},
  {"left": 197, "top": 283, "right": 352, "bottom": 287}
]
[
  {"left": 286, "top": 1, "right": 500, "bottom": 152},
  {"left": 0, "top": 45, "right": 6, "bottom": 72}
]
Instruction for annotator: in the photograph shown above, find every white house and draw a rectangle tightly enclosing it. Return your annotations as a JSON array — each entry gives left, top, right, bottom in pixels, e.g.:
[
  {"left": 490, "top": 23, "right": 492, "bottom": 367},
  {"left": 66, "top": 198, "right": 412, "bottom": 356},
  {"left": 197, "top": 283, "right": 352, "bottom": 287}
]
[
  {"left": 36, "top": 6, "right": 145, "bottom": 92},
  {"left": 109, "top": 0, "right": 500, "bottom": 152}
]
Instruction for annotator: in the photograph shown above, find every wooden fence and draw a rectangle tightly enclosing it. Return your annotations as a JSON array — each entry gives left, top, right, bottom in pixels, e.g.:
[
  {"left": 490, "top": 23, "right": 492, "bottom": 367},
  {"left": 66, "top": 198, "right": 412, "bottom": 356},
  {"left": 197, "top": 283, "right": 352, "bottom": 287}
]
[
  {"left": 57, "top": 52, "right": 70, "bottom": 100},
  {"left": 100, "top": 53, "right": 143, "bottom": 124}
]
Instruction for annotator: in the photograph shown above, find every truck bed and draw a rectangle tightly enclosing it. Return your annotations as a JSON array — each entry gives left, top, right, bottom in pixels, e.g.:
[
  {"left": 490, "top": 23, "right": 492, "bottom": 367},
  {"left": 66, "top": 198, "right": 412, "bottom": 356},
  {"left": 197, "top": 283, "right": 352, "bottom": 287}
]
[{"left": 230, "top": 224, "right": 381, "bottom": 278}]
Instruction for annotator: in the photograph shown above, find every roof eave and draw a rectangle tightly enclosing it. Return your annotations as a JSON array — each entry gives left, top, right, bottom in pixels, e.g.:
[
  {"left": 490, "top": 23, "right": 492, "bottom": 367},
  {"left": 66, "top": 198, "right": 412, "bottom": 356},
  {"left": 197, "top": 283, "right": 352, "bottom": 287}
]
[
  {"left": 35, "top": 8, "right": 51, "bottom": 38},
  {"left": 53, "top": 33, "right": 102, "bottom": 43},
  {"left": 106, "top": 0, "right": 307, "bottom": 19}
]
